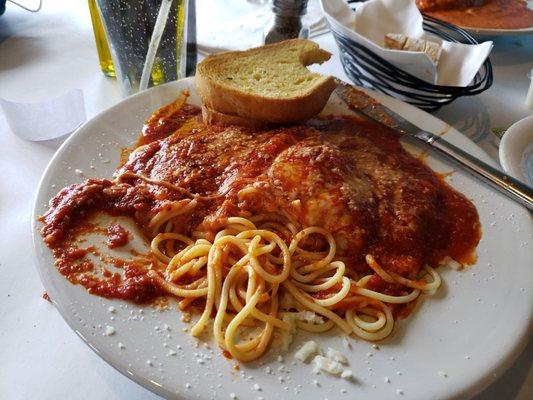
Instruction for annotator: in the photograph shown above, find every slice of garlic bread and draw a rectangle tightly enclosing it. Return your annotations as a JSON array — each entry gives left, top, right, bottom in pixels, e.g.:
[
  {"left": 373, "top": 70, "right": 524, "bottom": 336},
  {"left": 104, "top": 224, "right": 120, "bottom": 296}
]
[
  {"left": 201, "top": 105, "right": 269, "bottom": 128},
  {"left": 195, "top": 39, "right": 336, "bottom": 124}
]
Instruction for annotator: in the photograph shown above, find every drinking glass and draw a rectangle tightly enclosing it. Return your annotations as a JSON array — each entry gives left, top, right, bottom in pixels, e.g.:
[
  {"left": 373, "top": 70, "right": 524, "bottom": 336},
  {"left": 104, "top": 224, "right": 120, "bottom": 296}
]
[{"left": 95, "top": 0, "right": 188, "bottom": 96}]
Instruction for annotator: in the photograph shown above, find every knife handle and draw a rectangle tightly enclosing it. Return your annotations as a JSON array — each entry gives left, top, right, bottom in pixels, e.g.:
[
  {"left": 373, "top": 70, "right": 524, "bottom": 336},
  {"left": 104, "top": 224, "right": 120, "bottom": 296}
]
[{"left": 415, "top": 131, "right": 533, "bottom": 210}]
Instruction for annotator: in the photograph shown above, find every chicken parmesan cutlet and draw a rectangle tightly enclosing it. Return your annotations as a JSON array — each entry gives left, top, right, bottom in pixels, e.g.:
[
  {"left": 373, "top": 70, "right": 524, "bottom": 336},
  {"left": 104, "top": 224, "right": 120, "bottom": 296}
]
[{"left": 39, "top": 88, "right": 480, "bottom": 361}]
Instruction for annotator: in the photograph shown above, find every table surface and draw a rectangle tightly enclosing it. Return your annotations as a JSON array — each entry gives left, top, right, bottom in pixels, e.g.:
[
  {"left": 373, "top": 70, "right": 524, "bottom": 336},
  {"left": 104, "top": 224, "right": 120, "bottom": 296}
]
[{"left": 0, "top": 1, "right": 531, "bottom": 399}]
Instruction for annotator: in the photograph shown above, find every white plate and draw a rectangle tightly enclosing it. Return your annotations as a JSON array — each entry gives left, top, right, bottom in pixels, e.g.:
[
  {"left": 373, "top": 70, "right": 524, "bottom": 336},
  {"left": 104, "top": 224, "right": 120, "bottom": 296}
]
[
  {"left": 499, "top": 115, "right": 533, "bottom": 186},
  {"left": 32, "top": 77, "right": 533, "bottom": 400},
  {"left": 462, "top": 26, "right": 533, "bottom": 37}
]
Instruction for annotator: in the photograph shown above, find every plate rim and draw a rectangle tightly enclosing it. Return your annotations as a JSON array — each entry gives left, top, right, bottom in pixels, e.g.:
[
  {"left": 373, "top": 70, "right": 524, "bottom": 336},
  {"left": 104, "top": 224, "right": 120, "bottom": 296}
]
[
  {"left": 462, "top": 25, "right": 533, "bottom": 36},
  {"left": 31, "top": 77, "right": 533, "bottom": 400},
  {"left": 30, "top": 80, "right": 198, "bottom": 400}
]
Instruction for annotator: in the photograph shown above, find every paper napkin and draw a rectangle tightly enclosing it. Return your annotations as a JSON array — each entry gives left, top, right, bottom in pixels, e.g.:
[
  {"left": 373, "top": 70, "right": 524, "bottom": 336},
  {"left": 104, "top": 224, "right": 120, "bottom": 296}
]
[{"left": 0, "top": 89, "right": 86, "bottom": 141}]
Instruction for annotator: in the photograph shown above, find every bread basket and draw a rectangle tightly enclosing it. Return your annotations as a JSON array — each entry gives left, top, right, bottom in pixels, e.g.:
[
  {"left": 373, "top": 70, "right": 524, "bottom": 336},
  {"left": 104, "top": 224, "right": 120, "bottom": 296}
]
[{"left": 329, "top": 13, "right": 493, "bottom": 111}]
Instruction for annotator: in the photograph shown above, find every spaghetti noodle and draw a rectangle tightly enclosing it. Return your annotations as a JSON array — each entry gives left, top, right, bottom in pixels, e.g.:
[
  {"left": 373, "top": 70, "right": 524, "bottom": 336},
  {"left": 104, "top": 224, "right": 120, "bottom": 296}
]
[{"left": 146, "top": 199, "right": 442, "bottom": 361}]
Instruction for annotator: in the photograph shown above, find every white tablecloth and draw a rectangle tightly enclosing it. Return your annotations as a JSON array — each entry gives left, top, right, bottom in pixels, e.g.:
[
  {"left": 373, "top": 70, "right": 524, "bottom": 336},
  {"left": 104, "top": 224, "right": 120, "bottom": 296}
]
[{"left": 0, "top": 1, "right": 531, "bottom": 399}]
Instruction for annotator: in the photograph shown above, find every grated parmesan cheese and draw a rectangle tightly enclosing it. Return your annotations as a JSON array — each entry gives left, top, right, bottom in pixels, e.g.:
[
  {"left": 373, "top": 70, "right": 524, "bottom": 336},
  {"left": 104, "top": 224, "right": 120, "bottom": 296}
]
[
  {"left": 294, "top": 341, "right": 319, "bottom": 362},
  {"left": 280, "top": 314, "right": 297, "bottom": 351},
  {"left": 295, "top": 311, "right": 324, "bottom": 325},
  {"left": 440, "top": 256, "right": 462, "bottom": 270},
  {"left": 341, "top": 370, "right": 353, "bottom": 380},
  {"left": 312, "top": 355, "right": 344, "bottom": 376},
  {"left": 104, "top": 325, "right": 115, "bottom": 336},
  {"left": 326, "top": 348, "right": 348, "bottom": 364},
  {"left": 279, "top": 311, "right": 325, "bottom": 352}
]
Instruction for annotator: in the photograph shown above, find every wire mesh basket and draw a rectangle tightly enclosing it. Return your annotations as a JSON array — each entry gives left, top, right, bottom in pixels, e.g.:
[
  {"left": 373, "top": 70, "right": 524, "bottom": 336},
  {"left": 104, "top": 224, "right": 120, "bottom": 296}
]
[{"left": 330, "top": 13, "right": 493, "bottom": 111}]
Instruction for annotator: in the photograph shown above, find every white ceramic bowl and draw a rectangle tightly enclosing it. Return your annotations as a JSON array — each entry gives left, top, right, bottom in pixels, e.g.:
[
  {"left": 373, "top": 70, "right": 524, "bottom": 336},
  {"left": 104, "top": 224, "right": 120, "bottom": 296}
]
[{"left": 499, "top": 115, "right": 533, "bottom": 186}]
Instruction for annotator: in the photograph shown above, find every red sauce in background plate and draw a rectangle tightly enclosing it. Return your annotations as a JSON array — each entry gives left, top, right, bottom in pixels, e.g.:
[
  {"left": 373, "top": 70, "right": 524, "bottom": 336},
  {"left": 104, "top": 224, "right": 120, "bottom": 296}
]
[{"left": 420, "top": 0, "right": 533, "bottom": 30}]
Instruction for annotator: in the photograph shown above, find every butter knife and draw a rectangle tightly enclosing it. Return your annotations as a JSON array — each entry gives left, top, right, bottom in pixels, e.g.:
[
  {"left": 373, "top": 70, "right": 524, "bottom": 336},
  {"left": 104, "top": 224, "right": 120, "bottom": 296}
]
[{"left": 335, "top": 86, "right": 533, "bottom": 210}]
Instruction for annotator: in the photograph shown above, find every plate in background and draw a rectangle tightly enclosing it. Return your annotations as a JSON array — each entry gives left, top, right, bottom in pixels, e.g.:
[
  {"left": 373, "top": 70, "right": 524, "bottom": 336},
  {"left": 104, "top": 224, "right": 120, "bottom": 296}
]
[{"left": 347, "top": 1, "right": 533, "bottom": 37}]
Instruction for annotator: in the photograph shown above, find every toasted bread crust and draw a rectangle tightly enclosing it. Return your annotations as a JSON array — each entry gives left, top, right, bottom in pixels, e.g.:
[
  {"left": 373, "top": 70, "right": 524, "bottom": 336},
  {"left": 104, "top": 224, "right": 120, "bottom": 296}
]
[
  {"left": 201, "top": 105, "right": 270, "bottom": 128},
  {"left": 195, "top": 39, "right": 337, "bottom": 124}
]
